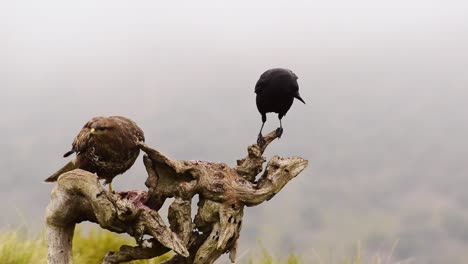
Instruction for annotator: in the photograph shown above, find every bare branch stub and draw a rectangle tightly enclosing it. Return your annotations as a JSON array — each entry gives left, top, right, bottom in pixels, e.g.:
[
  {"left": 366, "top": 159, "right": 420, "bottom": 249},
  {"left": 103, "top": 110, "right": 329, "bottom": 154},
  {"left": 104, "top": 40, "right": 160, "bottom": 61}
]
[
  {"left": 235, "top": 129, "right": 280, "bottom": 181},
  {"left": 45, "top": 129, "right": 308, "bottom": 264}
]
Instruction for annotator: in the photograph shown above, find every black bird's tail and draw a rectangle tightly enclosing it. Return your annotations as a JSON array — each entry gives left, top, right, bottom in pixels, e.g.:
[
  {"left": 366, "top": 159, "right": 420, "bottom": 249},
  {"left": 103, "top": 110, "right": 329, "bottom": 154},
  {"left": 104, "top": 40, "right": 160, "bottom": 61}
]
[{"left": 44, "top": 160, "right": 76, "bottom": 183}]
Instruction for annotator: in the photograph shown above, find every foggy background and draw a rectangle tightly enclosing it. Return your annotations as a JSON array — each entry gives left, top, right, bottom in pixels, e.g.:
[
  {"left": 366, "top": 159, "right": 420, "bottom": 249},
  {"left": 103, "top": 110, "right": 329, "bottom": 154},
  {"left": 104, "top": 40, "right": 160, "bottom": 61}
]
[{"left": 1, "top": 1, "right": 468, "bottom": 263}]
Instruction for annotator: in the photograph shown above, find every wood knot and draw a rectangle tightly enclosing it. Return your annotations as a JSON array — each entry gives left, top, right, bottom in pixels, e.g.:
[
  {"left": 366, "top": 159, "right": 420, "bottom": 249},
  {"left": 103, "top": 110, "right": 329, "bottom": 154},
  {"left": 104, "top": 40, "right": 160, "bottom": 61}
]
[
  {"left": 213, "top": 172, "right": 225, "bottom": 179},
  {"left": 212, "top": 183, "right": 225, "bottom": 193},
  {"left": 270, "top": 162, "right": 280, "bottom": 170}
]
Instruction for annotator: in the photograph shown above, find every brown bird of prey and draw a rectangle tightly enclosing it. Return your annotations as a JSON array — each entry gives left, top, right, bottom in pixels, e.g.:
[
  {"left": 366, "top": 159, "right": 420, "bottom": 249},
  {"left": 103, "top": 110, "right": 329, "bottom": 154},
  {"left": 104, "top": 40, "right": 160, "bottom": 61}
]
[
  {"left": 255, "top": 68, "right": 305, "bottom": 146},
  {"left": 44, "top": 116, "right": 145, "bottom": 192}
]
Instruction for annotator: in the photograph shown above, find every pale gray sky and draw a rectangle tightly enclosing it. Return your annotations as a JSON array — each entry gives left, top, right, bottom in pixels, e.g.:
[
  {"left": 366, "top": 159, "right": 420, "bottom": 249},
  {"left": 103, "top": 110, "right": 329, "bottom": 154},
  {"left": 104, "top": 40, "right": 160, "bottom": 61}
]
[{"left": 1, "top": 1, "right": 468, "bottom": 263}]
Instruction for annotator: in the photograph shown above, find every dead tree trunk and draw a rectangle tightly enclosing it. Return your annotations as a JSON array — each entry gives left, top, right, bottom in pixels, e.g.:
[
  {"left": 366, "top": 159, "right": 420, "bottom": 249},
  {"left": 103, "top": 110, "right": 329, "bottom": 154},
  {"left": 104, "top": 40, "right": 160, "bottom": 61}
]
[{"left": 45, "top": 130, "right": 308, "bottom": 264}]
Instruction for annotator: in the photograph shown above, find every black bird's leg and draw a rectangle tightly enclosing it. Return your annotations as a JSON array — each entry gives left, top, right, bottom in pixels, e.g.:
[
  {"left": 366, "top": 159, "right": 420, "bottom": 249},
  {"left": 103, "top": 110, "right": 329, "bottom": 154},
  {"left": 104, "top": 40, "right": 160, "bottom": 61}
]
[
  {"left": 276, "top": 117, "right": 284, "bottom": 138},
  {"left": 257, "top": 122, "right": 266, "bottom": 146},
  {"left": 257, "top": 114, "right": 266, "bottom": 146}
]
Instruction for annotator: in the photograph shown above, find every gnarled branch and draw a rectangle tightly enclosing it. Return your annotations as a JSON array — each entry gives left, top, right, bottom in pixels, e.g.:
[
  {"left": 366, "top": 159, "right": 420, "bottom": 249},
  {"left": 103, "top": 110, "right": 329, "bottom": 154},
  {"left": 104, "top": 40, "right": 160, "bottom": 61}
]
[
  {"left": 45, "top": 130, "right": 308, "bottom": 264},
  {"left": 45, "top": 171, "right": 189, "bottom": 264}
]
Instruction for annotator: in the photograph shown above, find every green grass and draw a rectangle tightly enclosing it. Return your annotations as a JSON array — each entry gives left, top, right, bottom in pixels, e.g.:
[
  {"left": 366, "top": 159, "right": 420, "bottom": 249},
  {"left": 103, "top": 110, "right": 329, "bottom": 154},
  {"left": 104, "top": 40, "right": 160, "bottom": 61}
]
[
  {"left": 0, "top": 228, "right": 46, "bottom": 264},
  {"left": 0, "top": 226, "right": 389, "bottom": 264},
  {"left": 247, "top": 247, "right": 301, "bottom": 264},
  {"left": 72, "top": 228, "right": 172, "bottom": 264},
  {"left": 0, "top": 227, "right": 171, "bottom": 264}
]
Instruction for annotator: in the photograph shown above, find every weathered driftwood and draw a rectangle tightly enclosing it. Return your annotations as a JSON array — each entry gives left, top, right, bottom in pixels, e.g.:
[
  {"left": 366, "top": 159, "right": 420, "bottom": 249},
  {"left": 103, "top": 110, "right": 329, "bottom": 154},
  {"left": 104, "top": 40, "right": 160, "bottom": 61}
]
[{"left": 45, "top": 130, "right": 308, "bottom": 264}]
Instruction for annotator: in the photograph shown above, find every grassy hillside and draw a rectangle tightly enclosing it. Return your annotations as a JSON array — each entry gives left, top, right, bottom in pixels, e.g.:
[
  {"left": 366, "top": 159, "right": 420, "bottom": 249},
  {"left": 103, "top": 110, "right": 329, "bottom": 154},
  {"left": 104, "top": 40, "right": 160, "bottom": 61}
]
[
  {"left": 0, "top": 227, "right": 296, "bottom": 264},
  {"left": 0, "top": 227, "right": 385, "bottom": 264},
  {"left": 0, "top": 227, "right": 174, "bottom": 264}
]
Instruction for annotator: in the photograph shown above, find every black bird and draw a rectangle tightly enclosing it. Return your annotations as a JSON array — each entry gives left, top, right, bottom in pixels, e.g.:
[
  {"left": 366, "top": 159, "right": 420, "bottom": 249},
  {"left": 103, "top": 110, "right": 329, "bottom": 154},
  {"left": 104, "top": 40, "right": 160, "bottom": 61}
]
[{"left": 255, "top": 68, "right": 305, "bottom": 145}]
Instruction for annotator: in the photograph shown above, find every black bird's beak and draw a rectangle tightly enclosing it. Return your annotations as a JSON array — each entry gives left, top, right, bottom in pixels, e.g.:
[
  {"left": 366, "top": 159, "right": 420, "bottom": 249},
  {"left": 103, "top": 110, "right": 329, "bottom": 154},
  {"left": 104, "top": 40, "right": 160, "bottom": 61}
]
[{"left": 294, "top": 91, "right": 306, "bottom": 104}]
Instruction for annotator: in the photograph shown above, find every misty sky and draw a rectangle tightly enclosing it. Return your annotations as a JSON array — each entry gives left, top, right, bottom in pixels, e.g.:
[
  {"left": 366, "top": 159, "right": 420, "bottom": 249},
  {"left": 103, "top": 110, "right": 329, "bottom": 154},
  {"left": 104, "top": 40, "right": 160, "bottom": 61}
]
[{"left": 1, "top": 1, "right": 468, "bottom": 262}]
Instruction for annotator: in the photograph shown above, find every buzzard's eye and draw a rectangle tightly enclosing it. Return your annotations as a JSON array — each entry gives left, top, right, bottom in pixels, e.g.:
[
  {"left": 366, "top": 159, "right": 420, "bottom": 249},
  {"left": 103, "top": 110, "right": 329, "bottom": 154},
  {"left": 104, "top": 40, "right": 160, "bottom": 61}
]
[{"left": 90, "top": 127, "right": 106, "bottom": 134}]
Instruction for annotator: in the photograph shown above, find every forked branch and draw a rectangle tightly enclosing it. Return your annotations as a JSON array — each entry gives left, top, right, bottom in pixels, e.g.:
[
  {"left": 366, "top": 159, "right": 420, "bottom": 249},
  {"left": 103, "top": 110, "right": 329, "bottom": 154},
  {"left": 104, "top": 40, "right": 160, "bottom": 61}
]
[{"left": 45, "top": 130, "right": 308, "bottom": 264}]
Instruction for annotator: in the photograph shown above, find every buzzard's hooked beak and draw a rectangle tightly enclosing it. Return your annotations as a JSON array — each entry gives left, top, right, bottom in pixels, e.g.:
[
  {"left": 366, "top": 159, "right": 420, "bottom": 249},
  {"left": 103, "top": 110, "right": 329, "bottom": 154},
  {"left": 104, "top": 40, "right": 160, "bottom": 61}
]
[
  {"left": 90, "top": 128, "right": 96, "bottom": 134},
  {"left": 294, "top": 91, "right": 306, "bottom": 104}
]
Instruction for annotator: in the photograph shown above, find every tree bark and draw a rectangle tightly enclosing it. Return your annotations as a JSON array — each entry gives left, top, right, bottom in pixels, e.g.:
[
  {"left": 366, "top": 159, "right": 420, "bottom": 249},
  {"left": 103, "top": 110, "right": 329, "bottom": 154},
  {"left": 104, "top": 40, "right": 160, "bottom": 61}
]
[{"left": 45, "top": 129, "right": 308, "bottom": 263}]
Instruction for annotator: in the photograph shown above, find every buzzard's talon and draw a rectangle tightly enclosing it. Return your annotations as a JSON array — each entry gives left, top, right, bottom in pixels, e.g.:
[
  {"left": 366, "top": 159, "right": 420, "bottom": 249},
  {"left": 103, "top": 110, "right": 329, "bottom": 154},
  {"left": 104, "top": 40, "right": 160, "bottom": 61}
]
[
  {"left": 257, "top": 134, "right": 265, "bottom": 147},
  {"left": 276, "top": 127, "right": 283, "bottom": 138}
]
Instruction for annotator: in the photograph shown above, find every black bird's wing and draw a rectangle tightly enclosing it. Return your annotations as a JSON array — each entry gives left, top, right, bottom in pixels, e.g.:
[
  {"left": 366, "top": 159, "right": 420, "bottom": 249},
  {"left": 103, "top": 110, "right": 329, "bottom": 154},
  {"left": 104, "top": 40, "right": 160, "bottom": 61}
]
[
  {"left": 255, "top": 68, "right": 299, "bottom": 93},
  {"left": 255, "top": 69, "right": 274, "bottom": 94}
]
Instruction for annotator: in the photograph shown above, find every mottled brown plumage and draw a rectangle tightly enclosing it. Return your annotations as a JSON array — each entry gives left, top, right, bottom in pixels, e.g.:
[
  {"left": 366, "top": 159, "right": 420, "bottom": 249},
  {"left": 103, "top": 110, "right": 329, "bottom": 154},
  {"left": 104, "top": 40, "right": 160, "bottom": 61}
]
[{"left": 45, "top": 116, "right": 145, "bottom": 188}]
